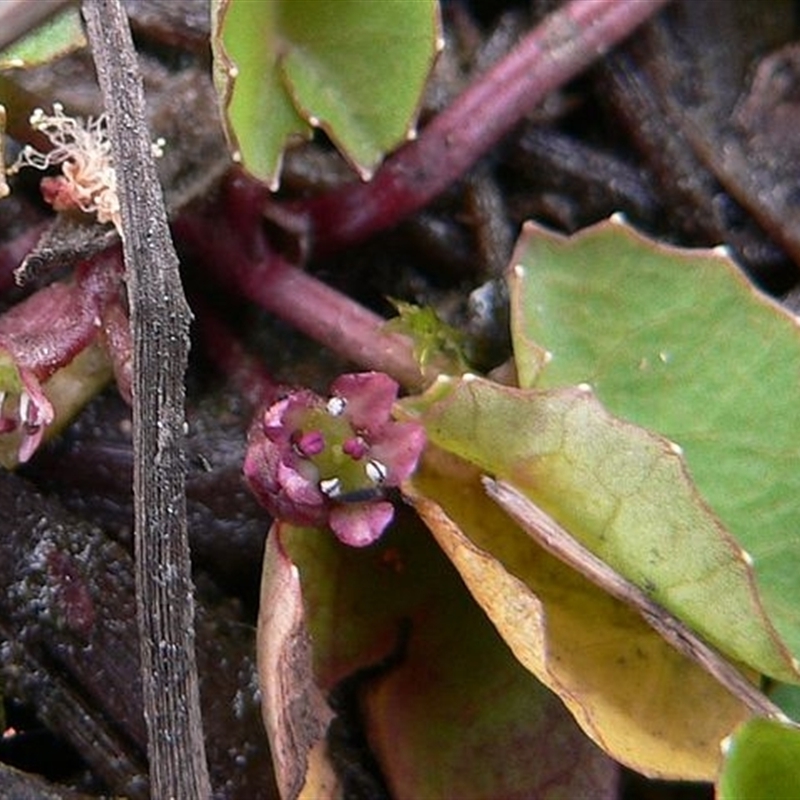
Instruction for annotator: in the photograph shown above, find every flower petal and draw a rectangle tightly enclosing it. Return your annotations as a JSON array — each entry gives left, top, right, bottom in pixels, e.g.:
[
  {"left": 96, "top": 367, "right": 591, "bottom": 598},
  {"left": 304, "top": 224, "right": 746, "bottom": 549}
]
[
  {"left": 370, "top": 421, "right": 426, "bottom": 484},
  {"left": 331, "top": 372, "right": 398, "bottom": 432},
  {"left": 329, "top": 501, "right": 394, "bottom": 547},
  {"left": 244, "top": 419, "right": 328, "bottom": 527}
]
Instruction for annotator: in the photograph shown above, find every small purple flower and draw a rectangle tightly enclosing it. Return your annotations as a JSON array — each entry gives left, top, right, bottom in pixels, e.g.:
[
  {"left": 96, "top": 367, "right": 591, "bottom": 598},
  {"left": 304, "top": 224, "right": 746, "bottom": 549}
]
[{"left": 244, "top": 372, "right": 426, "bottom": 547}]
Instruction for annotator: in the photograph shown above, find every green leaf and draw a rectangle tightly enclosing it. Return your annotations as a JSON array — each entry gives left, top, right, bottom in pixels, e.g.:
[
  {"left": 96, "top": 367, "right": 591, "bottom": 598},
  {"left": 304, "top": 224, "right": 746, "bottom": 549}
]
[
  {"left": 400, "top": 375, "right": 797, "bottom": 682},
  {"left": 384, "top": 299, "right": 470, "bottom": 373},
  {"left": 769, "top": 682, "right": 800, "bottom": 722},
  {"left": 212, "top": 0, "right": 311, "bottom": 190},
  {"left": 509, "top": 217, "right": 800, "bottom": 667},
  {"left": 0, "top": 7, "right": 85, "bottom": 70},
  {"left": 717, "top": 718, "right": 800, "bottom": 799},
  {"left": 212, "top": 0, "right": 440, "bottom": 188},
  {"left": 406, "top": 449, "right": 752, "bottom": 780},
  {"left": 261, "top": 513, "right": 618, "bottom": 799}
]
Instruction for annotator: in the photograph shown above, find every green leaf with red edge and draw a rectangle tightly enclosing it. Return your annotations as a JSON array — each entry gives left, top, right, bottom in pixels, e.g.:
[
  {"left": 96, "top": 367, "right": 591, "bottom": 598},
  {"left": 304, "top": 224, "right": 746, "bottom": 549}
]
[
  {"left": 211, "top": 0, "right": 440, "bottom": 188},
  {"left": 509, "top": 217, "right": 800, "bottom": 670},
  {"left": 399, "top": 374, "right": 797, "bottom": 683},
  {"left": 405, "top": 447, "right": 753, "bottom": 780},
  {"left": 257, "top": 513, "right": 618, "bottom": 800},
  {"left": 717, "top": 718, "right": 800, "bottom": 799},
  {"left": 0, "top": 7, "right": 85, "bottom": 70}
]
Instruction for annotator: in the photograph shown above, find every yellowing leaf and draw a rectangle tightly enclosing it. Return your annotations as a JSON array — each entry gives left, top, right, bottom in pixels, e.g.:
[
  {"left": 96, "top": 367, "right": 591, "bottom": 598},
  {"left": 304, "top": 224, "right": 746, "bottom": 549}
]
[
  {"left": 257, "top": 526, "right": 336, "bottom": 800},
  {"left": 400, "top": 375, "right": 797, "bottom": 682},
  {"left": 265, "top": 513, "right": 618, "bottom": 799},
  {"left": 407, "top": 449, "right": 751, "bottom": 780}
]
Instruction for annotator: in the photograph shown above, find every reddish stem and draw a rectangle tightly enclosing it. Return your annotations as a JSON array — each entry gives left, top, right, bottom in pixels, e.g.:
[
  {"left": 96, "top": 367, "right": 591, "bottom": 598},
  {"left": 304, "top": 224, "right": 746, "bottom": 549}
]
[
  {"left": 175, "top": 198, "right": 426, "bottom": 392},
  {"left": 181, "top": 0, "right": 671, "bottom": 394},
  {"left": 0, "top": 249, "right": 124, "bottom": 380},
  {"left": 295, "top": 0, "right": 671, "bottom": 255}
]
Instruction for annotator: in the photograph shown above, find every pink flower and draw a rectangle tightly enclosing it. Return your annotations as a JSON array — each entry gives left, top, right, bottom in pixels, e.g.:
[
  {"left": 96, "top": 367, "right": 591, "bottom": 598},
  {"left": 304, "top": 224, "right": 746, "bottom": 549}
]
[{"left": 244, "top": 372, "right": 425, "bottom": 547}]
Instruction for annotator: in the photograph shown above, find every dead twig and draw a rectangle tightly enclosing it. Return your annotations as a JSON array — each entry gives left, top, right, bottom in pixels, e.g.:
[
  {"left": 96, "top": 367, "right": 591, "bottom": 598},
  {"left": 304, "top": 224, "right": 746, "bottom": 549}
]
[{"left": 81, "top": 1, "right": 211, "bottom": 796}]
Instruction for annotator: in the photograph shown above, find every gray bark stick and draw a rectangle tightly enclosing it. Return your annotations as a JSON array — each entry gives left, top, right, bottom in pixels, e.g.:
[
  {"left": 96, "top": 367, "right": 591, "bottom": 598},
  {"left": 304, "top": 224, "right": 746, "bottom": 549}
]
[{"left": 81, "top": 1, "right": 211, "bottom": 797}]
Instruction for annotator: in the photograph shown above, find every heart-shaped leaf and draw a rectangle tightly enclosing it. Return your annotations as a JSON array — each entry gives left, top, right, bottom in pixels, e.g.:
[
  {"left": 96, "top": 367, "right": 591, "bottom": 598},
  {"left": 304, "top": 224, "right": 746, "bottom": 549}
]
[{"left": 509, "top": 217, "right": 800, "bottom": 667}]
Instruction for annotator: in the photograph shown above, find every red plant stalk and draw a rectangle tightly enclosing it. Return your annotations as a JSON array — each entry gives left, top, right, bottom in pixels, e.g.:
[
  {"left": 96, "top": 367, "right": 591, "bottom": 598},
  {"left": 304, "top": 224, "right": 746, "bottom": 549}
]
[
  {"left": 294, "top": 0, "right": 672, "bottom": 256},
  {"left": 184, "top": 0, "right": 671, "bottom": 392}
]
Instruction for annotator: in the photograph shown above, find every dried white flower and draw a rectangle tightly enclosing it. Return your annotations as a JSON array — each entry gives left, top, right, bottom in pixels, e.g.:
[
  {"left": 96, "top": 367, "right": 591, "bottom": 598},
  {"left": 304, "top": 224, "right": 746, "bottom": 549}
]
[{"left": 9, "top": 103, "right": 121, "bottom": 229}]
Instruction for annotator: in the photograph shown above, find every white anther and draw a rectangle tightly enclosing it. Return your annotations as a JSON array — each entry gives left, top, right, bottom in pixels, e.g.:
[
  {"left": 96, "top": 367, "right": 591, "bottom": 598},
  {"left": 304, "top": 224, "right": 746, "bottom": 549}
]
[
  {"left": 319, "top": 477, "right": 342, "bottom": 498},
  {"left": 326, "top": 396, "right": 347, "bottom": 416},
  {"left": 365, "top": 459, "right": 388, "bottom": 484},
  {"left": 18, "top": 392, "right": 30, "bottom": 425}
]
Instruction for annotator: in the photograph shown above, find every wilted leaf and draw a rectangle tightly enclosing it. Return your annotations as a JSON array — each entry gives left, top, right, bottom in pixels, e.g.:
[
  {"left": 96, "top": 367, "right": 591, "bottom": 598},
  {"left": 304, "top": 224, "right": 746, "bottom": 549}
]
[
  {"left": 717, "top": 718, "right": 800, "bottom": 799},
  {"left": 399, "top": 375, "right": 797, "bottom": 682},
  {"left": 211, "top": 0, "right": 440, "bottom": 187},
  {"left": 257, "top": 525, "right": 338, "bottom": 800},
  {"left": 265, "top": 512, "right": 618, "bottom": 800},
  {"left": 407, "top": 448, "right": 752, "bottom": 780},
  {"left": 509, "top": 218, "right": 800, "bottom": 664}
]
